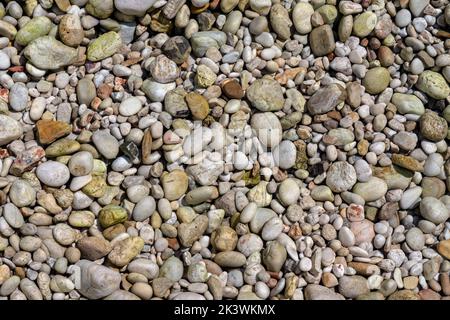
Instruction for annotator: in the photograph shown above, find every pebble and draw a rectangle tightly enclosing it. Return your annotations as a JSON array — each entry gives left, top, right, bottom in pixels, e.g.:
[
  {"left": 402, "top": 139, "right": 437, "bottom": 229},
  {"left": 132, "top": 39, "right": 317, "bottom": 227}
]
[
  {"left": 396, "top": 9, "right": 412, "bottom": 27},
  {"left": 352, "top": 177, "right": 388, "bottom": 202},
  {"left": 338, "top": 276, "right": 369, "bottom": 299},
  {"left": 353, "top": 12, "right": 377, "bottom": 37},
  {"left": 68, "top": 151, "right": 94, "bottom": 176},
  {"left": 77, "top": 260, "right": 121, "bottom": 299},
  {"left": 119, "top": 97, "right": 143, "bottom": 117},
  {"left": 292, "top": 3, "right": 314, "bottom": 34},
  {"left": 9, "top": 83, "right": 28, "bottom": 112},
  {"left": 420, "top": 197, "right": 449, "bottom": 224},
  {"left": 87, "top": 31, "right": 122, "bottom": 62},
  {"left": 420, "top": 111, "right": 448, "bottom": 142},
  {"left": 0, "top": 51, "right": 10, "bottom": 70},
  {"left": 251, "top": 112, "right": 282, "bottom": 148},
  {"left": 99, "top": 205, "right": 128, "bottom": 228},
  {"left": 132, "top": 196, "right": 156, "bottom": 222},
  {"left": 115, "top": 0, "right": 156, "bottom": 16},
  {"left": 59, "top": 14, "right": 84, "bottom": 47},
  {"left": 36, "top": 161, "right": 70, "bottom": 187},
  {"left": 363, "top": 67, "right": 390, "bottom": 94},
  {"left": 310, "top": 25, "right": 335, "bottom": 57},
  {"left": 24, "top": 36, "right": 78, "bottom": 70},
  {"left": 406, "top": 228, "right": 425, "bottom": 251},
  {"left": 273, "top": 140, "right": 296, "bottom": 169},
  {"left": 307, "top": 84, "right": 345, "bottom": 115},
  {"left": 9, "top": 180, "right": 36, "bottom": 208},
  {"left": 246, "top": 79, "right": 284, "bottom": 112},
  {"left": 92, "top": 130, "right": 119, "bottom": 159},
  {"left": 416, "top": 71, "right": 450, "bottom": 100},
  {"left": 277, "top": 179, "right": 300, "bottom": 206},
  {"left": 326, "top": 161, "right": 357, "bottom": 193}
]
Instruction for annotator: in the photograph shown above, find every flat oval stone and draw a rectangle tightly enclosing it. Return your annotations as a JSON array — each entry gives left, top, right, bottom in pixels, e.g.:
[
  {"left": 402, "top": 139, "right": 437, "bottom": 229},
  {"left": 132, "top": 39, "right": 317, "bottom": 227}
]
[
  {"left": 251, "top": 112, "right": 282, "bottom": 148},
  {"left": 293, "top": 2, "right": 314, "bottom": 34},
  {"left": 99, "top": 205, "right": 128, "bottom": 228},
  {"left": 352, "top": 177, "right": 388, "bottom": 202},
  {"left": 310, "top": 25, "right": 335, "bottom": 56},
  {"left": 392, "top": 93, "right": 425, "bottom": 115},
  {"left": 277, "top": 178, "right": 300, "bottom": 206},
  {"left": 363, "top": 67, "right": 390, "bottom": 94},
  {"left": 36, "top": 161, "right": 70, "bottom": 187},
  {"left": 92, "top": 130, "right": 119, "bottom": 159},
  {"left": 246, "top": 78, "right": 284, "bottom": 112},
  {"left": 9, "top": 83, "right": 28, "bottom": 112},
  {"left": 119, "top": 97, "right": 143, "bottom": 116},
  {"left": 68, "top": 151, "right": 94, "bottom": 176},
  {"left": 77, "top": 78, "right": 96, "bottom": 106},
  {"left": 353, "top": 11, "right": 377, "bottom": 37},
  {"left": 405, "top": 228, "right": 425, "bottom": 251},
  {"left": 327, "top": 128, "right": 355, "bottom": 146},
  {"left": 59, "top": 14, "right": 84, "bottom": 47},
  {"left": 132, "top": 196, "right": 156, "bottom": 222},
  {"left": 3, "top": 203, "right": 24, "bottom": 228},
  {"left": 161, "top": 169, "right": 189, "bottom": 201},
  {"left": 307, "top": 84, "right": 345, "bottom": 115},
  {"left": 87, "top": 31, "right": 122, "bottom": 62},
  {"left": 273, "top": 140, "right": 296, "bottom": 169},
  {"left": 214, "top": 251, "right": 246, "bottom": 268},
  {"left": 0, "top": 115, "right": 23, "bottom": 146}
]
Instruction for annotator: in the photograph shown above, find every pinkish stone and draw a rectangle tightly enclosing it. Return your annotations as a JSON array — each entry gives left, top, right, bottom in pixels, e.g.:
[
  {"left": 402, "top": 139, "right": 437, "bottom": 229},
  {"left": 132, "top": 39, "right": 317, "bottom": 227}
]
[
  {"left": 10, "top": 146, "right": 45, "bottom": 176},
  {"left": 347, "top": 204, "right": 364, "bottom": 222},
  {"left": 350, "top": 220, "right": 375, "bottom": 245}
]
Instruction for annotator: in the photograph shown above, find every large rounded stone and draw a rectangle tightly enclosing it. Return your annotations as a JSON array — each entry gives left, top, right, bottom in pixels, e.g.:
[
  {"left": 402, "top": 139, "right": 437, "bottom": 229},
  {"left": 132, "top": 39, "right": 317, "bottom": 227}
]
[
  {"left": 0, "top": 115, "right": 23, "bottom": 146},
  {"left": 420, "top": 197, "right": 449, "bottom": 224},
  {"left": 98, "top": 205, "right": 128, "bottom": 228},
  {"left": 416, "top": 70, "right": 450, "bottom": 100},
  {"left": 419, "top": 111, "right": 448, "bottom": 142},
  {"left": 250, "top": 112, "right": 282, "bottom": 148},
  {"left": 24, "top": 36, "right": 79, "bottom": 70},
  {"left": 326, "top": 161, "right": 357, "bottom": 193},
  {"left": 77, "top": 260, "right": 121, "bottom": 299},
  {"left": 363, "top": 67, "right": 390, "bottom": 94},
  {"left": 9, "top": 180, "right": 36, "bottom": 208},
  {"left": 307, "top": 84, "right": 345, "bottom": 115},
  {"left": 132, "top": 196, "right": 156, "bottom": 222},
  {"left": 87, "top": 31, "right": 122, "bottom": 62},
  {"left": 352, "top": 177, "right": 388, "bottom": 202},
  {"left": 36, "top": 161, "right": 70, "bottom": 187},
  {"left": 246, "top": 78, "right": 284, "bottom": 112},
  {"left": 114, "top": 0, "right": 156, "bottom": 16},
  {"left": 161, "top": 170, "right": 188, "bottom": 201}
]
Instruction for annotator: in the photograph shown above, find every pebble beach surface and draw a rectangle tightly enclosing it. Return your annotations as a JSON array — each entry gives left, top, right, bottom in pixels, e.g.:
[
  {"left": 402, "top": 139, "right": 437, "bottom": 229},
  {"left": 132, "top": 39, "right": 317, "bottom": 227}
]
[{"left": 0, "top": 0, "right": 449, "bottom": 301}]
